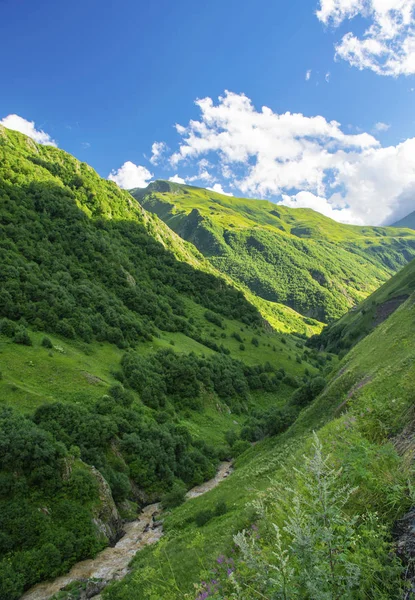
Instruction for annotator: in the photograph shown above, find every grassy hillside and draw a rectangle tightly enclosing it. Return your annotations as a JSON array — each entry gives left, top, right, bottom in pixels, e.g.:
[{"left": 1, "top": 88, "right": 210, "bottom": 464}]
[
  {"left": 392, "top": 210, "right": 415, "bottom": 230},
  {"left": 104, "top": 275, "right": 415, "bottom": 600},
  {"left": 0, "top": 126, "right": 326, "bottom": 599},
  {"left": 132, "top": 181, "right": 415, "bottom": 323},
  {"left": 312, "top": 257, "right": 415, "bottom": 353}
]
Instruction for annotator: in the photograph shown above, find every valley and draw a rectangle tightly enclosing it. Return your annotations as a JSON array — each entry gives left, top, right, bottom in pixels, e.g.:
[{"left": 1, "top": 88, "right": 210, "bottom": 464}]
[{"left": 1, "top": 126, "right": 415, "bottom": 600}]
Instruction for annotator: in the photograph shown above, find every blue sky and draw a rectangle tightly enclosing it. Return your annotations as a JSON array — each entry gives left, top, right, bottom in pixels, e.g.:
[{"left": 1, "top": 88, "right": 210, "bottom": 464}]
[{"left": 1, "top": 0, "right": 415, "bottom": 225}]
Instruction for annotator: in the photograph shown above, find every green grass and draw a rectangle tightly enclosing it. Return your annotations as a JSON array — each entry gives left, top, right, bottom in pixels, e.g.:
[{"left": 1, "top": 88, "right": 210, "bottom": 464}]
[
  {"left": 316, "top": 257, "right": 415, "bottom": 352},
  {"left": 0, "top": 332, "right": 121, "bottom": 412}
]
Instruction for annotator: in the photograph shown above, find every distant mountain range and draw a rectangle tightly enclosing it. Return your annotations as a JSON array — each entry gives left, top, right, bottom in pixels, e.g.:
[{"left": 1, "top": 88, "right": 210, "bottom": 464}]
[{"left": 392, "top": 210, "right": 415, "bottom": 230}]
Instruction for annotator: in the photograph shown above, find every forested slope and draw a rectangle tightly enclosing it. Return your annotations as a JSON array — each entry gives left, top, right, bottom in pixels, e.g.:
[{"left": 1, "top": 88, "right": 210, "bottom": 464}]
[{"left": 133, "top": 180, "right": 415, "bottom": 322}]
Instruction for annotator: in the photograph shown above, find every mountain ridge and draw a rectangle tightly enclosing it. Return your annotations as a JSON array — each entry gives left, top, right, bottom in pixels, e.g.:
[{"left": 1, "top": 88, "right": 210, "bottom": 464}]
[
  {"left": 131, "top": 180, "right": 415, "bottom": 323},
  {"left": 392, "top": 209, "right": 415, "bottom": 230}
]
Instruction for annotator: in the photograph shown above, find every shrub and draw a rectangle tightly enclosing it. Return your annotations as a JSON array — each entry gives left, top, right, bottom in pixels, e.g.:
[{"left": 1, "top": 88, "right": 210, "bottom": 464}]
[
  {"left": 161, "top": 481, "right": 186, "bottom": 509},
  {"left": 251, "top": 337, "right": 259, "bottom": 347},
  {"left": 215, "top": 500, "right": 228, "bottom": 516},
  {"left": 212, "top": 435, "right": 404, "bottom": 599},
  {"left": 13, "top": 327, "right": 32, "bottom": 346},
  {"left": 0, "top": 318, "right": 17, "bottom": 338},
  {"left": 225, "top": 430, "right": 238, "bottom": 448},
  {"left": 41, "top": 337, "right": 53, "bottom": 349},
  {"left": 195, "top": 509, "right": 214, "bottom": 527},
  {"left": 232, "top": 439, "right": 251, "bottom": 456},
  {"left": 204, "top": 311, "right": 224, "bottom": 329}
]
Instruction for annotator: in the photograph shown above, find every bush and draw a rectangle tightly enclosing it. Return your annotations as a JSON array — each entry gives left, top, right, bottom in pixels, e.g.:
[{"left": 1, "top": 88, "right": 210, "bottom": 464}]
[
  {"left": 225, "top": 430, "right": 238, "bottom": 448},
  {"left": 232, "top": 439, "right": 251, "bottom": 456},
  {"left": 195, "top": 509, "right": 214, "bottom": 527},
  {"left": 67, "top": 469, "right": 98, "bottom": 502},
  {"left": 0, "top": 318, "right": 17, "bottom": 338},
  {"left": 251, "top": 337, "right": 259, "bottom": 347},
  {"left": 204, "top": 311, "right": 224, "bottom": 329},
  {"left": 13, "top": 327, "right": 32, "bottom": 346},
  {"left": 161, "top": 481, "right": 186, "bottom": 509},
  {"left": 41, "top": 337, "right": 53, "bottom": 349},
  {"left": 215, "top": 500, "right": 228, "bottom": 516}
]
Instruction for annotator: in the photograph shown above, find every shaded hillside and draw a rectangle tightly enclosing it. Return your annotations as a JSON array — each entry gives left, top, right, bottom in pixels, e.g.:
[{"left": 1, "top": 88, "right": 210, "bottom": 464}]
[
  {"left": 392, "top": 210, "right": 415, "bottom": 230},
  {"left": 132, "top": 181, "right": 415, "bottom": 323},
  {"left": 311, "top": 258, "right": 415, "bottom": 353}
]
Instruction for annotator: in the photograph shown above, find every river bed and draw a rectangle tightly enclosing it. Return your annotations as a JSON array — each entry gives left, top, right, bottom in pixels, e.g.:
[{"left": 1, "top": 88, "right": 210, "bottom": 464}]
[{"left": 21, "top": 461, "right": 233, "bottom": 600}]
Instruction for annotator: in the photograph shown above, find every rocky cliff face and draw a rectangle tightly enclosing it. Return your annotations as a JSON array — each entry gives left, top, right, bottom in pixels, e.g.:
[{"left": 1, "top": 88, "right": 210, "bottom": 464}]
[{"left": 90, "top": 466, "right": 124, "bottom": 545}]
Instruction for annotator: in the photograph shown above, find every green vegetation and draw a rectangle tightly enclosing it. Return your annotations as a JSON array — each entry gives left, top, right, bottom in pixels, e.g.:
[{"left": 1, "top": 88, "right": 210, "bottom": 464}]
[
  {"left": 133, "top": 180, "right": 415, "bottom": 323},
  {"left": 104, "top": 272, "right": 415, "bottom": 600},
  {"left": 1, "top": 126, "right": 415, "bottom": 599},
  {"left": 312, "top": 255, "right": 415, "bottom": 353},
  {"left": 0, "top": 126, "right": 317, "bottom": 598}
]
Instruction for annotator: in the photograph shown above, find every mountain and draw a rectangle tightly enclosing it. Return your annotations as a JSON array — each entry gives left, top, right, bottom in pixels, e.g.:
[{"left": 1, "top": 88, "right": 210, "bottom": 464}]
[
  {"left": 0, "top": 126, "right": 323, "bottom": 598},
  {"left": 132, "top": 181, "right": 415, "bottom": 323},
  {"left": 312, "top": 256, "right": 415, "bottom": 353},
  {"left": 106, "top": 263, "right": 415, "bottom": 600},
  {"left": 392, "top": 210, "right": 415, "bottom": 230},
  {"left": 2, "top": 126, "right": 415, "bottom": 600}
]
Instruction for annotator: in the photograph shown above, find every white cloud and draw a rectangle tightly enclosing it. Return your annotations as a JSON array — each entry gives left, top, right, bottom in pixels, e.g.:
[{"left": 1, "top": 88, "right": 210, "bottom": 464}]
[
  {"left": 373, "top": 121, "right": 390, "bottom": 132},
  {"left": 167, "top": 90, "right": 415, "bottom": 225},
  {"left": 281, "top": 191, "right": 360, "bottom": 223},
  {"left": 317, "top": 0, "right": 415, "bottom": 76},
  {"left": 108, "top": 161, "right": 153, "bottom": 189},
  {"left": 325, "top": 71, "right": 331, "bottom": 83},
  {"left": 168, "top": 174, "right": 187, "bottom": 184},
  {"left": 150, "top": 141, "right": 168, "bottom": 165},
  {"left": 207, "top": 183, "right": 234, "bottom": 196},
  {"left": 0, "top": 114, "right": 57, "bottom": 146},
  {"left": 305, "top": 69, "right": 312, "bottom": 81}
]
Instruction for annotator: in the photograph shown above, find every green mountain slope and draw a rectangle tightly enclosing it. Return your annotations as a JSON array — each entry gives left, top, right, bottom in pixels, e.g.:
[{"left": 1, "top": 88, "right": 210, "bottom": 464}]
[
  {"left": 392, "top": 210, "right": 415, "bottom": 230},
  {"left": 312, "top": 257, "right": 415, "bottom": 353},
  {"left": 105, "top": 267, "right": 415, "bottom": 600},
  {"left": 132, "top": 181, "right": 415, "bottom": 323},
  {"left": 0, "top": 126, "right": 325, "bottom": 598}
]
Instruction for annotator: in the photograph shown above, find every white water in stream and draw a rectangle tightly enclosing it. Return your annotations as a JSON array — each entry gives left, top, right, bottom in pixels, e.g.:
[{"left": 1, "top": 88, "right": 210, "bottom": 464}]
[{"left": 21, "top": 462, "right": 233, "bottom": 600}]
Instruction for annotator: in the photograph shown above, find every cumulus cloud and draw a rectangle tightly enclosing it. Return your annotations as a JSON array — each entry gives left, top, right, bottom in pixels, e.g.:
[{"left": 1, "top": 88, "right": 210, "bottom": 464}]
[
  {"left": 281, "top": 191, "right": 360, "bottom": 223},
  {"left": 150, "top": 141, "right": 168, "bottom": 165},
  {"left": 108, "top": 161, "right": 153, "bottom": 189},
  {"left": 167, "top": 90, "right": 415, "bottom": 225},
  {"left": 0, "top": 114, "right": 57, "bottom": 146},
  {"left": 207, "top": 183, "right": 234, "bottom": 196},
  {"left": 305, "top": 69, "right": 312, "bottom": 81},
  {"left": 317, "top": 0, "right": 415, "bottom": 76},
  {"left": 169, "top": 174, "right": 187, "bottom": 184},
  {"left": 325, "top": 71, "right": 331, "bottom": 83}
]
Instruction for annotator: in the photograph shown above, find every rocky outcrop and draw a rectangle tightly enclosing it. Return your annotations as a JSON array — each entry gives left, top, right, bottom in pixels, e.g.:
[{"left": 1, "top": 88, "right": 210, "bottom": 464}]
[{"left": 90, "top": 466, "right": 124, "bottom": 545}]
